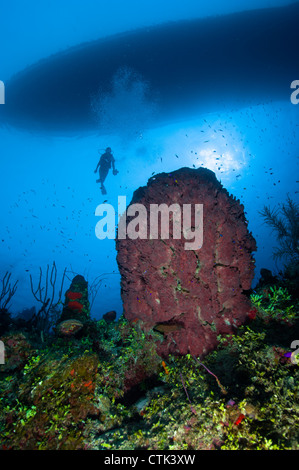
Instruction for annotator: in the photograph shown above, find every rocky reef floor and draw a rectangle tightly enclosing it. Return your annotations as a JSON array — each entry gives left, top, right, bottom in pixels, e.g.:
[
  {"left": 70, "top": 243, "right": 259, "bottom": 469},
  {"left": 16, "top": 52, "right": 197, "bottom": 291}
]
[{"left": 0, "top": 283, "right": 298, "bottom": 451}]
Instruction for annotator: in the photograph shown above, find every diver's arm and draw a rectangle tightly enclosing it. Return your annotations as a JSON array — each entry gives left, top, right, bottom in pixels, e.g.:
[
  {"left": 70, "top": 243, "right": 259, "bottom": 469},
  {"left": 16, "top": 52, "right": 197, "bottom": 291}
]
[
  {"left": 111, "top": 156, "right": 119, "bottom": 175},
  {"left": 94, "top": 160, "right": 100, "bottom": 173}
]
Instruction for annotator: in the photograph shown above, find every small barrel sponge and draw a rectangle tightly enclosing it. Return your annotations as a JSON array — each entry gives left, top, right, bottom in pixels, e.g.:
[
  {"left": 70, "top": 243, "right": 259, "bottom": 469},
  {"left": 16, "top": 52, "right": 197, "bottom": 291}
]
[
  {"left": 116, "top": 167, "right": 256, "bottom": 357},
  {"left": 58, "top": 275, "right": 90, "bottom": 326}
]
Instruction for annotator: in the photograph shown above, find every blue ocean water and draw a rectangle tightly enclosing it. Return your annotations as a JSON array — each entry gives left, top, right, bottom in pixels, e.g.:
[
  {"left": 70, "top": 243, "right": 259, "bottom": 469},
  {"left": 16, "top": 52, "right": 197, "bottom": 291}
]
[{"left": 0, "top": 0, "right": 298, "bottom": 320}]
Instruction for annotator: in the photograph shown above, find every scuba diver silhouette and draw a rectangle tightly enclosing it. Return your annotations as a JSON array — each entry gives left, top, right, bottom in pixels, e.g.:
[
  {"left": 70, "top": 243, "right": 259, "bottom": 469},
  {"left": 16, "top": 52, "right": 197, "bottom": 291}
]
[{"left": 94, "top": 147, "right": 118, "bottom": 195}]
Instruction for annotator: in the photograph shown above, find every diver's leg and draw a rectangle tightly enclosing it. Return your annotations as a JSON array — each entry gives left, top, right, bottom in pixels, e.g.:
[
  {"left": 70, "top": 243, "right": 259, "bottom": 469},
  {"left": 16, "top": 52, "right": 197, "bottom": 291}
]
[
  {"left": 99, "top": 168, "right": 109, "bottom": 188},
  {"left": 101, "top": 184, "right": 107, "bottom": 195}
]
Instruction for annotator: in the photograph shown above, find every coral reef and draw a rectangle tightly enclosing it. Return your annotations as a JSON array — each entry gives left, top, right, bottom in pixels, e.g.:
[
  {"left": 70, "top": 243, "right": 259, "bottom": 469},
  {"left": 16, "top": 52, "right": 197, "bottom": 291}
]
[
  {"left": 0, "top": 332, "right": 33, "bottom": 373},
  {"left": 1, "top": 347, "right": 99, "bottom": 449},
  {"left": 116, "top": 167, "right": 256, "bottom": 357},
  {"left": 0, "top": 319, "right": 161, "bottom": 449},
  {"left": 0, "top": 215, "right": 299, "bottom": 450},
  {"left": 0, "top": 282, "right": 298, "bottom": 450}
]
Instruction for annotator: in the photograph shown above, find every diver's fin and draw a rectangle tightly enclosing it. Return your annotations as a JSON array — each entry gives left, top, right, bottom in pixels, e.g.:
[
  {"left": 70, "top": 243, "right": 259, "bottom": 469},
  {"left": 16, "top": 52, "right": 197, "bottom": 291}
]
[{"left": 101, "top": 185, "right": 107, "bottom": 195}]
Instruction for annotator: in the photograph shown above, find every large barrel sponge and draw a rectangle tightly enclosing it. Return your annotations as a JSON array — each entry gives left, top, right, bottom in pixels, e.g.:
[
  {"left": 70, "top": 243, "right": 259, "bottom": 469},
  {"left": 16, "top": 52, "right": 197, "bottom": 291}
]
[{"left": 116, "top": 167, "right": 256, "bottom": 357}]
